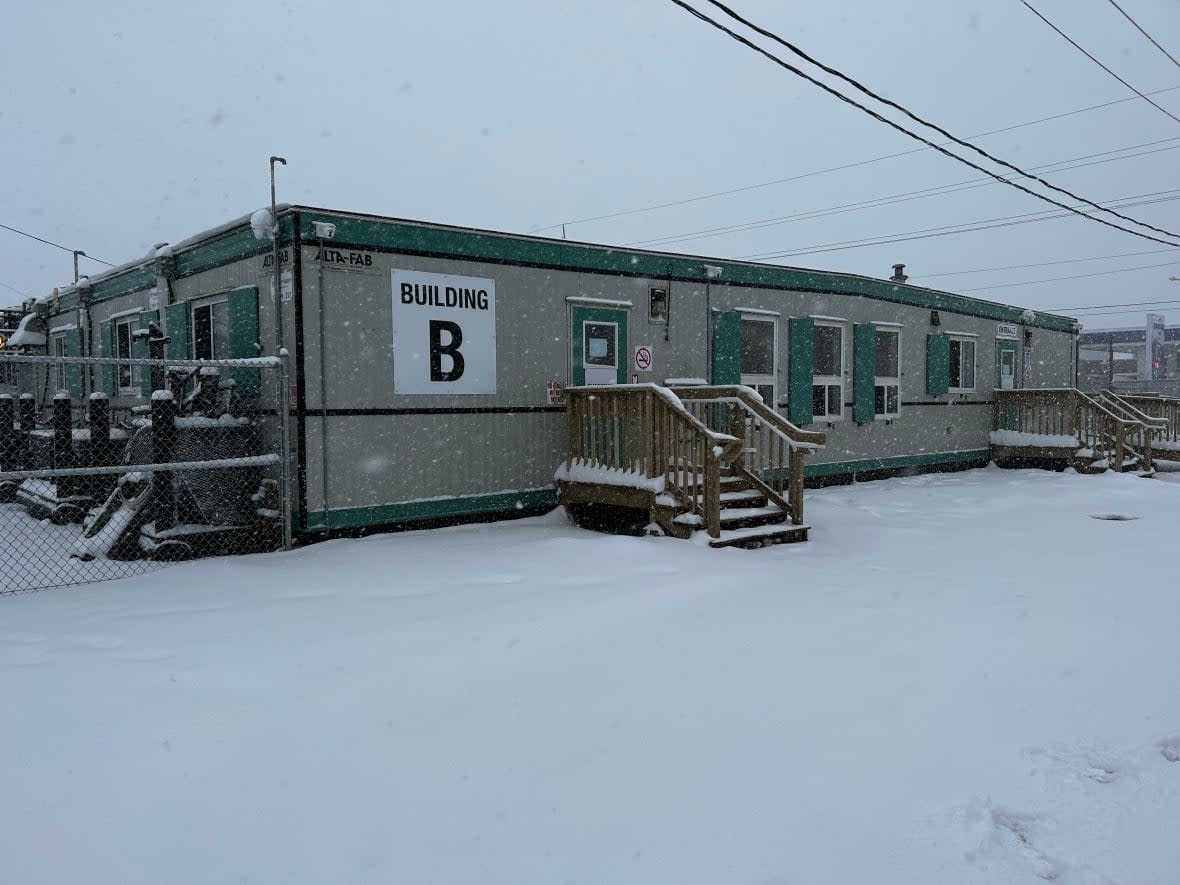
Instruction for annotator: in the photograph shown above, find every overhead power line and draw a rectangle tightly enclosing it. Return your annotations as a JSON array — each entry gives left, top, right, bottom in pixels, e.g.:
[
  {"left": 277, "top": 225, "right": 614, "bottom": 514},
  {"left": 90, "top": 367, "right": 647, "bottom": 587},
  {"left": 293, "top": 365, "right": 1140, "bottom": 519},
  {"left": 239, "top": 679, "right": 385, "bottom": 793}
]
[
  {"left": 1020, "top": 0, "right": 1180, "bottom": 125},
  {"left": 627, "top": 136, "right": 1180, "bottom": 250},
  {"left": 0, "top": 222, "right": 116, "bottom": 267},
  {"left": 914, "top": 247, "right": 1178, "bottom": 280},
  {"left": 740, "top": 190, "right": 1180, "bottom": 262},
  {"left": 1055, "top": 296, "right": 1180, "bottom": 312},
  {"left": 1068, "top": 304, "right": 1180, "bottom": 319},
  {"left": 690, "top": 0, "right": 1180, "bottom": 243},
  {"left": 1104, "top": 0, "right": 1180, "bottom": 71},
  {"left": 537, "top": 83, "right": 1180, "bottom": 234},
  {"left": 957, "top": 258, "right": 1180, "bottom": 293}
]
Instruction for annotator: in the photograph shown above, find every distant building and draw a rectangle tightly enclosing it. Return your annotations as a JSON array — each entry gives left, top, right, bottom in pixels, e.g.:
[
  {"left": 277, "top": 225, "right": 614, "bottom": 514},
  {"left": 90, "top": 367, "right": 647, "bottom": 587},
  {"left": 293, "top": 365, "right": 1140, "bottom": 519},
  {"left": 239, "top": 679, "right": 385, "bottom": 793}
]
[{"left": 1078, "top": 323, "right": 1180, "bottom": 395}]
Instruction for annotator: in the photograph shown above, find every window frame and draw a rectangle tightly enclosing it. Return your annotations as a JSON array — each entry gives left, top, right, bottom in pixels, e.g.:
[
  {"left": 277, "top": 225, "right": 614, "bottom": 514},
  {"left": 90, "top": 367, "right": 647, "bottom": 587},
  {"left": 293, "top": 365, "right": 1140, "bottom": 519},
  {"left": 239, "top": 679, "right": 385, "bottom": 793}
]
[
  {"left": 738, "top": 312, "right": 777, "bottom": 407},
  {"left": 648, "top": 286, "right": 668, "bottom": 325},
  {"left": 948, "top": 333, "right": 978, "bottom": 393},
  {"left": 191, "top": 296, "right": 230, "bottom": 361},
  {"left": 872, "top": 324, "right": 901, "bottom": 419},
  {"left": 114, "top": 316, "right": 138, "bottom": 394},
  {"left": 51, "top": 333, "right": 68, "bottom": 393},
  {"left": 812, "top": 320, "right": 845, "bottom": 422}
]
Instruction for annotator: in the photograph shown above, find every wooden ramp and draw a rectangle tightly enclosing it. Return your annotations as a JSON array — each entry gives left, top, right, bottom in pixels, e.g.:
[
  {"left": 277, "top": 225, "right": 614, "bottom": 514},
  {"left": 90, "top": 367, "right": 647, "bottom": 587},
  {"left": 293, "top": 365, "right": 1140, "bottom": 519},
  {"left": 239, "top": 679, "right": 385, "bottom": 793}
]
[{"left": 556, "top": 384, "right": 826, "bottom": 549}]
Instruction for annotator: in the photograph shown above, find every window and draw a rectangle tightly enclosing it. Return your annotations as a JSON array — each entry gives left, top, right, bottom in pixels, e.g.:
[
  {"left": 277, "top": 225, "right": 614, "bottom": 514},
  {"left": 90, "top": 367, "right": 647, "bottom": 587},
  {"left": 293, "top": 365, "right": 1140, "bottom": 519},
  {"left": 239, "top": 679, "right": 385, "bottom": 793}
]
[
  {"left": 193, "top": 300, "right": 230, "bottom": 360},
  {"left": 52, "top": 334, "right": 67, "bottom": 392},
  {"left": 949, "top": 336, "right": 976, "bottom": 391},
  {"left": 740, "top": 316, "right": 776, "bottom": 404},
  {"left": 874, "top": 327, "right": 900, "bottom": 417},
  {"left": 648, "top": 287, "right": 668, "bottom": 324},
  {"left": 115, "top": 317, "right": 137, "bottom": 392},
  {"left": 812, "top": 322, "right": 844, "bottom": 420},
  {"left": 583, "top": 322, "right": 617, "bottom": 368}
]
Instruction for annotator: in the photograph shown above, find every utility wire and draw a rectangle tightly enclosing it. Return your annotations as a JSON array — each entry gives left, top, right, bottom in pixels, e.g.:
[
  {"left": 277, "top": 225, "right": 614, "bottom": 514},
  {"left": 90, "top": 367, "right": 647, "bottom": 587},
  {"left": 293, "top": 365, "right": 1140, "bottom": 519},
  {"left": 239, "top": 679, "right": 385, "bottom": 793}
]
[
  {"left": 0, "top": 222, "right": 115, "bottom": 267},
  {"left": 740, "top": 190, "right": 1180, "bottom": 261},
  {"left": 536, "top": 83, "right": 1180, "bottom": 233},
  {"left": 914, "top": 248, "right": 1177, "bottom": 280},
  {"left": 0, "top": 280, "right": 31, "bottom": 299},
  {"left": 628, "top": 136, "right": 1180, "bottom": 250},
  {"left": 957, "top": 258, "right": 1180, "bottom": 292},
  {"left": 1068, "top": 304, "right": 1180, "bottom": 319},
  {"left": 1020, "top": 0, "right": 1180, "bottom": 125},
  {"left": 694, "top": 0, "right": 1180, "bottom": 240},
  {"left": 1105, "top": 0, "right": 1180, "bottom": 70},
  {"left": 1056, "top": 296, "right": 1180, "bottom": 312}
]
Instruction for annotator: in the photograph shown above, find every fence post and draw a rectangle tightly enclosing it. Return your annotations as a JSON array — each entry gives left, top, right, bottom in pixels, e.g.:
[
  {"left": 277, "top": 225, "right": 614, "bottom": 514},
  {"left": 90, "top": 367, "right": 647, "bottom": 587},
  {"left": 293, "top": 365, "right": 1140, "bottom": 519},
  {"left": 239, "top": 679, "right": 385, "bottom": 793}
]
[
  {"left": 151, "top": 390, "right": 178, "bottom": 531},
  {"left": 278, "top": 355, "right": 293, "bottom": 552},
  {"left": 52, "top": 393, "right": 74, "bottom": 499},
  {"left": 0, "top": 394, "right": 14, "bottom": 470},
  {"left": 88, "top": 392, "right": 111, "bottom": 465}
]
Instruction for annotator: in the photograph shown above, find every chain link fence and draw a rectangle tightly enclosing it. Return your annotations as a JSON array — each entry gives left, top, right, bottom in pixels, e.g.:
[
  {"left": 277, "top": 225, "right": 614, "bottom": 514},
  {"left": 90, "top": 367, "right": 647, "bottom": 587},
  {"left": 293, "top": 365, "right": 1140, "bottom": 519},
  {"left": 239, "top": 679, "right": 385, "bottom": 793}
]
[{"left": 1, "top": 350, "right": 290, "bottom": 594}]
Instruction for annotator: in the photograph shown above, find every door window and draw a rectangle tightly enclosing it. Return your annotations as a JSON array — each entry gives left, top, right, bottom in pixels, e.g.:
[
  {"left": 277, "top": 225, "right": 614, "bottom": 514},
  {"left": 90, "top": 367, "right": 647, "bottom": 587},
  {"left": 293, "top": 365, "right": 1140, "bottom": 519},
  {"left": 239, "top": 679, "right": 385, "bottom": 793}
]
[{"left": 583, "top": 322, "right": 617, "bottom": 368}]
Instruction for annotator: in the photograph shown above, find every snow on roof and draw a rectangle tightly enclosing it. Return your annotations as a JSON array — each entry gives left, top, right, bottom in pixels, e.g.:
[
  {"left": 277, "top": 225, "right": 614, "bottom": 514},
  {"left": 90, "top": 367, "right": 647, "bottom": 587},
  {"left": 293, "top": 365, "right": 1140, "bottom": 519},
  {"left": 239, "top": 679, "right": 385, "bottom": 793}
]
[
  {"left": 6, "top": 313, "right": 46, "bottom": 348},
  {"left": 47, "top": 204, "right": 293, "bottom": 300}
]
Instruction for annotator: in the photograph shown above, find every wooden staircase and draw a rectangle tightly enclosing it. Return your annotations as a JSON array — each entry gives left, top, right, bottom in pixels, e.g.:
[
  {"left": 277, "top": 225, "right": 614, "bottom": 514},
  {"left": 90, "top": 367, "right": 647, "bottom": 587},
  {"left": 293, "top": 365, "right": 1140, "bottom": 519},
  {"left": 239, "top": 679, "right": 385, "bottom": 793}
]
[
  {"left": 556, "top": 384, "right": 826, "bottom": 548},
  {"left": 992, "top": 388, "right": 1166, "bottom": 474}
]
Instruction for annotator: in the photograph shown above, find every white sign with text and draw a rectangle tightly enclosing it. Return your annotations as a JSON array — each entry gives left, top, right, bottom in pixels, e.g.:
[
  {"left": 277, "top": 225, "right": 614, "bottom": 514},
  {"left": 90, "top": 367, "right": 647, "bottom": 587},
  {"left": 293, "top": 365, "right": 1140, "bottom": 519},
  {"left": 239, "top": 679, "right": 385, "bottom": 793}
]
[{"left": 392, "top": 269, "right": 497, "bottom": 394}]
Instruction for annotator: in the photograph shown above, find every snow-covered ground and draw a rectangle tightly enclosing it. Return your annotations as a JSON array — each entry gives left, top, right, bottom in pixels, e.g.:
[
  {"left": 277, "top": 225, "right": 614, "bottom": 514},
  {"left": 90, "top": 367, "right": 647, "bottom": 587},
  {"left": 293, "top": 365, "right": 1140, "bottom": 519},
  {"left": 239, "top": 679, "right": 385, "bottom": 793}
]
[{"left": 3, "top": 466, "right": 1179, "bottom": 884}]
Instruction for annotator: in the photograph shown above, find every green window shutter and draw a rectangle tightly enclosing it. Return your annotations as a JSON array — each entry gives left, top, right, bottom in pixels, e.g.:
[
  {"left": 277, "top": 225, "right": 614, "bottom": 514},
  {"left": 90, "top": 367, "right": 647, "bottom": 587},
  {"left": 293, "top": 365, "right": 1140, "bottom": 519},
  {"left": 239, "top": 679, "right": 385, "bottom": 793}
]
[
  {"left": 99, "top": 321, "right": 116, "bottom": 396},
  {"left": 164, "top": 302, "right": 190, "bottom": 361},
  {"left": 710, "top": 310, "right": 741, "bottom": 385},
  {"left": 137, "top": 310, "right": 159, "bottom": 396},
  {"left": 787, "top": 317, "right": 815, "bottom": 425},
  {"left": 64, "top": 327, "right": 83, "bottom": 399},
  {"left": 853, "top": 324, "right": 876, "bottom": 423},
  {"left": 926, "top": 333, "right": 949, "bottom": 395},
  {"left": 228, "top": 286, "right": 261, "bottom": 396}
]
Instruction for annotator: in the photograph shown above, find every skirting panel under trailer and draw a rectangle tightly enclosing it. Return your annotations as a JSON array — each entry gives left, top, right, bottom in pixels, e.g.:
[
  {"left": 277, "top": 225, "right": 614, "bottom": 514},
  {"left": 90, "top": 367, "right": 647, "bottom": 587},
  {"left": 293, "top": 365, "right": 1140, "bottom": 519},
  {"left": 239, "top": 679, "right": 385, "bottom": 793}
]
[{"left": 296, "top": 451, "right": 992, "bottom": 538}]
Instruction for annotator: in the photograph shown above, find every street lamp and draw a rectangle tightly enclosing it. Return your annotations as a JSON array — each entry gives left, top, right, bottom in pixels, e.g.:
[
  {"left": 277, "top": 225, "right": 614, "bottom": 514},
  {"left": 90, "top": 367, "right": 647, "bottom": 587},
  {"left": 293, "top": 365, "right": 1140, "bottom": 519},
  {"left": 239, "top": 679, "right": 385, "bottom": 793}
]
[{"left": 269, "top": 156, "right": 287, "bottom": 353}]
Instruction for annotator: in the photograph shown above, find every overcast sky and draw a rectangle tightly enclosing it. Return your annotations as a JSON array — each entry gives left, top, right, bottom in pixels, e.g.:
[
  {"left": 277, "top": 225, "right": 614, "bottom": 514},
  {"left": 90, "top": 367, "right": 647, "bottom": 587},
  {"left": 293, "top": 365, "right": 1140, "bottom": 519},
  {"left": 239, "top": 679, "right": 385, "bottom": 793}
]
[{"left": 3, "top": 0, "right": 1178, "bottom": 327}]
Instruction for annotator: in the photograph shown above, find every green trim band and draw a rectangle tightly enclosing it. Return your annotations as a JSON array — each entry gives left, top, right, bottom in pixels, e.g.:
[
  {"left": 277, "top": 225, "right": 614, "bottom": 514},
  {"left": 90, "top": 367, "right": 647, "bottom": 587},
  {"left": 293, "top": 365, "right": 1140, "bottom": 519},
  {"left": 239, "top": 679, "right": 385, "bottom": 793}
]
[
  {"left": 296, "top": 209, "right": 1077, "bottom": 333},
  {"left": 805, "top": 449, "right": 990, "bottom": 478},
  {"left": 303, "top": 488, "right": 558, "bottom": 530}
]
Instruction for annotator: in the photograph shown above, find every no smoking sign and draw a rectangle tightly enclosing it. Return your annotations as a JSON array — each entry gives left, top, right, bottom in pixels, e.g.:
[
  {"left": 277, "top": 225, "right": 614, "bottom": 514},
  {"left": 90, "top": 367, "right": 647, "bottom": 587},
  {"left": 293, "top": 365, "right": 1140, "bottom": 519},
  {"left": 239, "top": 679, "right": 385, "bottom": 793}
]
[{"left": 633, "top": 344, "right": 653, "bottom": 373}]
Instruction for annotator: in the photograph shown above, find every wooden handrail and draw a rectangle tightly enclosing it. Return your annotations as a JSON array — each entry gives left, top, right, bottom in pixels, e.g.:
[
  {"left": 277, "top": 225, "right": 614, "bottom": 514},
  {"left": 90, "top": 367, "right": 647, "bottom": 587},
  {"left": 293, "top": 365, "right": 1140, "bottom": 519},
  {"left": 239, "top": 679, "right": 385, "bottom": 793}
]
[
  {"left": 670, "top": 385, "right": 827, "bottom": 526},
  {"left": 671, "top": 385, "right": 827, "bottom": 448},
  {"left": 564, "top": 384, "right": 741, "bottom": 538},
  {"left": 1116, "top": 394, "right": 1180, "bottom": 455},
  {"left": 993, "top": 388, "right": 1151, "bottom": 472}
]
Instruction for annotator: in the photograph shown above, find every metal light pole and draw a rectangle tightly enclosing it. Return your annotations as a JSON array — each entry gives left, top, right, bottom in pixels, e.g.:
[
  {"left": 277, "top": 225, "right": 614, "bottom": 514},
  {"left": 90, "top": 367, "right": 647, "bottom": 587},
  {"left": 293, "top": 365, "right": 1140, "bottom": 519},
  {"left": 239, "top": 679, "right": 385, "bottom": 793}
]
[
  {"left": 72, "top": 250, "right": 86, "bottom": 283},
  {"left": 270, "top": 155, "right": 287, "bottom": 353}
]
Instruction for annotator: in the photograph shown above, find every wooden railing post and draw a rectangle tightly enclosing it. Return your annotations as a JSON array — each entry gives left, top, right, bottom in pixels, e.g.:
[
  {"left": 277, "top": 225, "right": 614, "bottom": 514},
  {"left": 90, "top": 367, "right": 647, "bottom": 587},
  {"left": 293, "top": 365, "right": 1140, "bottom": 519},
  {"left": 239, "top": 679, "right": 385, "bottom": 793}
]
[
  {"left": 704, "top": 448, "right": 721, "bottom": 538},
  {"left": 789, "top": 447, "right": 805, "bottom": 526},
  {"left": 1113, "top": 421, "right": 1126, "bottom": 472}
]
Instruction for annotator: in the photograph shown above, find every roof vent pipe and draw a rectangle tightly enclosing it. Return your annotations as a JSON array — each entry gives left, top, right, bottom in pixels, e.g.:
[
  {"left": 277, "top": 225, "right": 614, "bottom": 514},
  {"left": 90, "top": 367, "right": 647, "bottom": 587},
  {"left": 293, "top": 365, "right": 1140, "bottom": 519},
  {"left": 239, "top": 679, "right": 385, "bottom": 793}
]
[{"left": 891, "top": 263, "right": 908, "bottom": 283}]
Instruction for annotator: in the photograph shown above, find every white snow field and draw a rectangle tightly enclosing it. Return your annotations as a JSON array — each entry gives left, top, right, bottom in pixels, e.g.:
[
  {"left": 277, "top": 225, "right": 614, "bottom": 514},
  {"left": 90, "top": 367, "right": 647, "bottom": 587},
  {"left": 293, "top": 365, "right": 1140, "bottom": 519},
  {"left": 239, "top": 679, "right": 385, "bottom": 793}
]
[{"left": 3, "top": 466, "right": 1179, "bottom": 885}]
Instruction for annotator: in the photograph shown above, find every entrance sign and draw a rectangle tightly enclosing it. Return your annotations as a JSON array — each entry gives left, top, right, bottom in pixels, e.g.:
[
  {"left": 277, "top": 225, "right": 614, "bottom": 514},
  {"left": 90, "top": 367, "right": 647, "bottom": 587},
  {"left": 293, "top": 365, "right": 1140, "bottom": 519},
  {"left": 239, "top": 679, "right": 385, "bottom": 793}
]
[
  {"left": 392, "top": 268, "right": 497, "bottom": 394},
  {"left": 996, "top": 322, "right": 1019, "bottom": 340},
  {"left": 633, "top": 344, "right": 653, "bottom": 372}
]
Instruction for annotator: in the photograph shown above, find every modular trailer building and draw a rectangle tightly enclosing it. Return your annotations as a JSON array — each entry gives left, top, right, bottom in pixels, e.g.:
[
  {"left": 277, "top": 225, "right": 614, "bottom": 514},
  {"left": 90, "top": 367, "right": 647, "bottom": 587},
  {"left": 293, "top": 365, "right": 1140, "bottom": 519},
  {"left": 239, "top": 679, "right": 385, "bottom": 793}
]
[{"left": 8, "top": 206, "right": 1079, "bottom": 539}]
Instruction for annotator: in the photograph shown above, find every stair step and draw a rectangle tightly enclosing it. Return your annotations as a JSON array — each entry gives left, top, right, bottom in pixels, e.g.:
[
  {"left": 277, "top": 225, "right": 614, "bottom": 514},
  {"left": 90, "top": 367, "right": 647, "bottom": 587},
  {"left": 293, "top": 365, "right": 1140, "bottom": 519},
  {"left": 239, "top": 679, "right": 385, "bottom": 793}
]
[
  {"left": 719, "top": 506, "right": 788, "bottom": 530},
  {"left": 709, "top": 524, "right": 810, "bottom": 548},
  {"left": 690, "top": 488, "right": 768, "bottom": 509}
]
